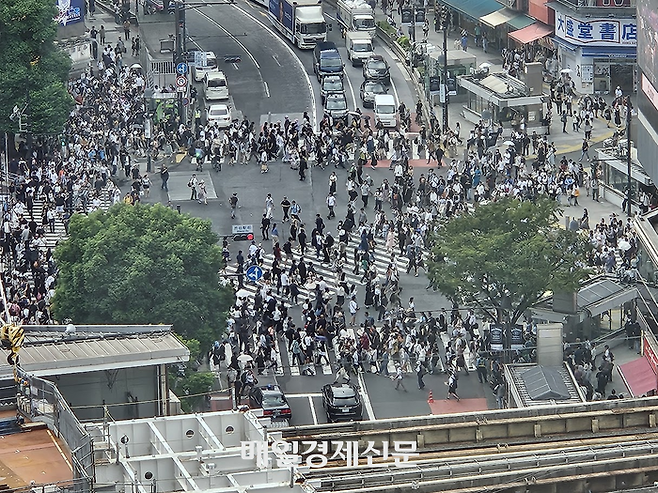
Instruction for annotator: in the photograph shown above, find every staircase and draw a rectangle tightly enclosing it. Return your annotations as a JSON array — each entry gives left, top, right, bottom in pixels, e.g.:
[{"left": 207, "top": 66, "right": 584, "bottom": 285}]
[{"left": 30, "top": 187, "right": 115, "bottom": 253}]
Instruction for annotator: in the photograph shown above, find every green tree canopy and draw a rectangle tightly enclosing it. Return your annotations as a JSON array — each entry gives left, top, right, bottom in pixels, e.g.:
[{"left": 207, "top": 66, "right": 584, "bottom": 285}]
[
  {"left": 427, "top": 198, "right": 591, "bottom": 325},
  {"left": 52, "top": 204, "right": 233, "bottom": 349},
  {"left": 0, "top": 0, "right": 73, "bottom": 134}
]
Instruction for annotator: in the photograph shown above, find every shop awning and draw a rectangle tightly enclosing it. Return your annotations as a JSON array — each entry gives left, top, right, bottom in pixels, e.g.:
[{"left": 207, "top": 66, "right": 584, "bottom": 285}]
[
  {"left": 441, "top": 0, "right": 502, "bottom": 21},
  {"left": 619, "top": 356, "right": 657, "bottom": 397},
  {"left": 507, "top": 14, "right": 535, "bottom": 30},
  {"left": 509, "top": 22, "right": 553, "bottom": 44},
  {"left": 480, "top": 8, "right": 517, "bottom": 28}
]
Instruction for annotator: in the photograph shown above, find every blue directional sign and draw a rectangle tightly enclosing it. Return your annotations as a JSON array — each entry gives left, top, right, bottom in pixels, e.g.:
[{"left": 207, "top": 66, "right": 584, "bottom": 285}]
[
  {"left": 176, "top": 62, "right": 188, "bottom": 75},
  {"left": 246, "top": 265, "right": 263, "bottom": 282}
]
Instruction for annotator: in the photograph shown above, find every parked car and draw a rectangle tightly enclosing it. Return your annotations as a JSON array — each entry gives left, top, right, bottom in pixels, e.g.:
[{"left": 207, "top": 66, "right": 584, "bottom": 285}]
[
  {"left": 206, "top": 104, "right": 232, "bottom": 128},
  {"left": 321, "top": 382, "right": 363, "bottom": 422},
  {"left": 248, "top": 384, "right": 292, "bottom": 421},
  {"left": 359, "top": 80, "right": 387, "bottom": 108},
  {"left": 362, "top": 55, "right": 390, "bottom": 85}
]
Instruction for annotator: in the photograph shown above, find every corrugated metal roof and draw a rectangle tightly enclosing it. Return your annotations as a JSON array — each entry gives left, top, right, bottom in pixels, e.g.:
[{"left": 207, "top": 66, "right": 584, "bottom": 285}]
[{"left": 0, "top": 329, "right": 189, "bottom": 379}]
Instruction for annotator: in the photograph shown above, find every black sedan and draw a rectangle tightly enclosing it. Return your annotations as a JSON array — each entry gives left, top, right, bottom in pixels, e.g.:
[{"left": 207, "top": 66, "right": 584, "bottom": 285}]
[
  {"left": 362, "top": 55, "right": 391, "bottom": 85},
  {"left": 360, "top": 80, "right": 387, "bottom": 108},
  {"left": 248, "top": 384, "right": 292, "bottom": 421},
  {"left": 321, "top": 383, "right": 363, "bottom": 422}
]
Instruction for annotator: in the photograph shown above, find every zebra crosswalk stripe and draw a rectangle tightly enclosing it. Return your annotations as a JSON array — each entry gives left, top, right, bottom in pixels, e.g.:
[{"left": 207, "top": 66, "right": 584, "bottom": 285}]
[{"left": 224, "top": 233, "right": 414, "bottom": 304}]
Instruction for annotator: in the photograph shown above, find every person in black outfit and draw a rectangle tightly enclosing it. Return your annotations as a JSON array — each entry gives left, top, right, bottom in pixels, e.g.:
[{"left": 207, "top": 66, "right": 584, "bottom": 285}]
[{"left": 260, "top": 214, "right": 270, "bottom": 240}]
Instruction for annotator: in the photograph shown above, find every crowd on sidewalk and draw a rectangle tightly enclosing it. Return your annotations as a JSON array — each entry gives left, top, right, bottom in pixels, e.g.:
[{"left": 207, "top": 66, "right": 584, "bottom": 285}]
[{"left": 0, "top": 23, "right": 151, "bottom": 326}]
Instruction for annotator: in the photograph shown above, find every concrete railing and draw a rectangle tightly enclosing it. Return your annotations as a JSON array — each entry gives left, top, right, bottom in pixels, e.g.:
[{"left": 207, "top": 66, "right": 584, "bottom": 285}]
[{"left": 281, "top": 395, "right": 658, "bottom": 447}]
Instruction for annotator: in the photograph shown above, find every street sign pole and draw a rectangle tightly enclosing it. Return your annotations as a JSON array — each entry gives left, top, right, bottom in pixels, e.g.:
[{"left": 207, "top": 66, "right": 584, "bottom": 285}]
[
  {"left": 174, "top": 1, "right": 185, "bottom": 123},
  {"left": 441, "top": 7, "right": 449, "bottom": 132}
]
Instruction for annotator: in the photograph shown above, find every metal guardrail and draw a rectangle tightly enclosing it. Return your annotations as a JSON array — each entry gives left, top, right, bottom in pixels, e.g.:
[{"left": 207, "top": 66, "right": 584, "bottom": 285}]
[{"left": 15, "top": 370, "right": 93, "bottom": 492}]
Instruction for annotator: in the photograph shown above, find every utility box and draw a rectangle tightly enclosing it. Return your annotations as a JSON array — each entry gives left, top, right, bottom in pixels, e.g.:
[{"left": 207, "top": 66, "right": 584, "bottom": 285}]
[{"left": 537, "top": 323, "right": 564, "bottom": 366}]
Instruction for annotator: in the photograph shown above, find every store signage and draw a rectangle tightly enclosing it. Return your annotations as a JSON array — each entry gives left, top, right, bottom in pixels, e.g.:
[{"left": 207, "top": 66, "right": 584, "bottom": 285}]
[
  {"left": 55, "top": 0, "right": 84, "bottom": 26},
  {"left": 554, "top": 11, "right": 637, "bottom": 46}
]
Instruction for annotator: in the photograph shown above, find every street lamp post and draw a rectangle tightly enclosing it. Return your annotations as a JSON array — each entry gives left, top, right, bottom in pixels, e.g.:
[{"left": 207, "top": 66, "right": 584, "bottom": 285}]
[
  {"left": 441, "top": 6, "right": 449, "bottom": 132},
  {"left": 626, "top": 95, "right": 632, "bottom": 217}
]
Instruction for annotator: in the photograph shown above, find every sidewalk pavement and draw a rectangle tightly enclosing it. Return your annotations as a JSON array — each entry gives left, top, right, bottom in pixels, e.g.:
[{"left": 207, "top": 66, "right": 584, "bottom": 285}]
[{"left": 373, "top": 7, "right": 617, "bottom": 157}]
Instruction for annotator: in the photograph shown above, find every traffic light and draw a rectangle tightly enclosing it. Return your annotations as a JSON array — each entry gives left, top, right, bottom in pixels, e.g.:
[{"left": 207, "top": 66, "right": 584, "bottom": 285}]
[{"left": 233, "top": 233, "right": 254, "bottom": 241}]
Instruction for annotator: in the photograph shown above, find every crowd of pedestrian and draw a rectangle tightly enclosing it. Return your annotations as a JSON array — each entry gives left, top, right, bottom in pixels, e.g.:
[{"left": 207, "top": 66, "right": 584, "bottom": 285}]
[{"left": 0, "top": 25, "right": 152, "bottom": 326}]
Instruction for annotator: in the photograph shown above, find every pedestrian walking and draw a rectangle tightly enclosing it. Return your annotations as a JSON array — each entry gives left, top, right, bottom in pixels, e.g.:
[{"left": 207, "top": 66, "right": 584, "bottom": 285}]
[
  {"left": 197, "top": 180, "right": 208, "bottom": 205},
  {"left": 416, "top": 360, "right": 425, "bottom": 389},
  {"left": 446, "top": 370, "right": 460, "bottom": 400},
  {"left": 393, "top": 364, "right": 407, "bottom": 391},
  {"left": 123, "top": 19, "right": 131, "bottom": 40},
  {"left": 333, "top": 365, "right": 351, "bottom": 384},
  {"left": 561, "top": 111, "right": 568, "bottom": 133},
  {"left": 229, "top": 192, "right": 239, "bottom": 219},
  {"left": 476, "top": 354, "right": 488, "bottom": 383},
  {"left": 326, "top": 192, "right": 336, "bottom": 219},
  {"left": 160, "top": 165, "right": 169, "bottom": 191},
  {"left": 579, "top": 139, "right": 590, "bottom": 162},
  {"left": 188, "top": 173, "right": 198, "bottom": 201}
]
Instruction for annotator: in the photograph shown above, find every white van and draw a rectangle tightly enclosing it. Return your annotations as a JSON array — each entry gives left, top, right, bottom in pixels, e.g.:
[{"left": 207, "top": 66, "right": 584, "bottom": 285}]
[
  {"left": 204, "top": 71, "right": 229, "bottom": 100},
  {"left": 374, "top": 94, "right": 397, "bottom": 128},
  {"left": 345, "top": 31, "right": 373, "bottom": 66},
  {"left": 193, "top": 51, "right": 218, "bottom": 82}
]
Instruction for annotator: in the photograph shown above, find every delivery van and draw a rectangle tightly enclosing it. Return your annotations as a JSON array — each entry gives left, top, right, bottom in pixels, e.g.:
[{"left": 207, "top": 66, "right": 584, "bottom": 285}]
[
  {"left": 345, "top": 31, "right": 374, "bottom": 66},
  {"left": 373, "top": 94, "right": 397, "bottom": 128}
]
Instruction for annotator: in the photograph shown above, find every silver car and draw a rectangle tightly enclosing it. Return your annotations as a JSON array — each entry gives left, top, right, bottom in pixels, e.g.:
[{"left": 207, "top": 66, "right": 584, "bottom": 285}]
[{"left": 359, "top": 80, "right": 387, "bottom": 108}]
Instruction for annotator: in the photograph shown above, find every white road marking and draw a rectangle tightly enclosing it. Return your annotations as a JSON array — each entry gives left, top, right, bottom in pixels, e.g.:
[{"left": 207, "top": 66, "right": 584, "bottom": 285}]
[
  {"left": 263, "top": 81, "right": 271, "bottom": 97},
  {"left": 357, "top": 371, "right": 376, "bottom": 421},
  {"left": 232, "top": 62, "right": 240, "bottom": 70},
  {"left": 390, "top": 74, "right": 400, "bottom": 109},
  {"left": 272, "top": 54, "right": 282, "bottom": 67},
  {"left": 344, "top": 69, "right": 357, "bottom": 112},
  {"left": 232, "top": 3, "right": 318, "bottom": 131},
  {"left": 308, "top": 395, "right": 319, "bottom": 425},
  {"left": 194, "top": 8, "right": 261, "bottom": 70}
]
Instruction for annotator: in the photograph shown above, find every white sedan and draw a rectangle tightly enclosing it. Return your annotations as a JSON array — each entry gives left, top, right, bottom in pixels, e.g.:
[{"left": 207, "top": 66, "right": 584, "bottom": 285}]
[{"left": 206, "top": 104, "right": 232, "bottom": 128}]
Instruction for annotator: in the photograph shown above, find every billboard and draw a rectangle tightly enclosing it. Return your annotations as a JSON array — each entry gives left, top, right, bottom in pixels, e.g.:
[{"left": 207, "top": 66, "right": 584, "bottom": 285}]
[
  {"left": 554, "top": 10, "right": 636, "bottom": 46},
  {"left": 55, "top": 0, "right": 85, "bottom": 26},
  {"left": 637, "top": 0, "right": 658, "bottom": 87}
]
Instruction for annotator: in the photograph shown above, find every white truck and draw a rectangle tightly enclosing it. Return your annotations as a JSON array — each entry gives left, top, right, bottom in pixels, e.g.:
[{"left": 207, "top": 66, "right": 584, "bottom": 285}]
[
  {"left": 268, "top": 0, "right": 327, "bottom": 49},
  {"left": 336, "top": 0, "right": 375, "bottom": 39},
  {"left": 345, "top": 31, "right": 374, "bottom": 66}
]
